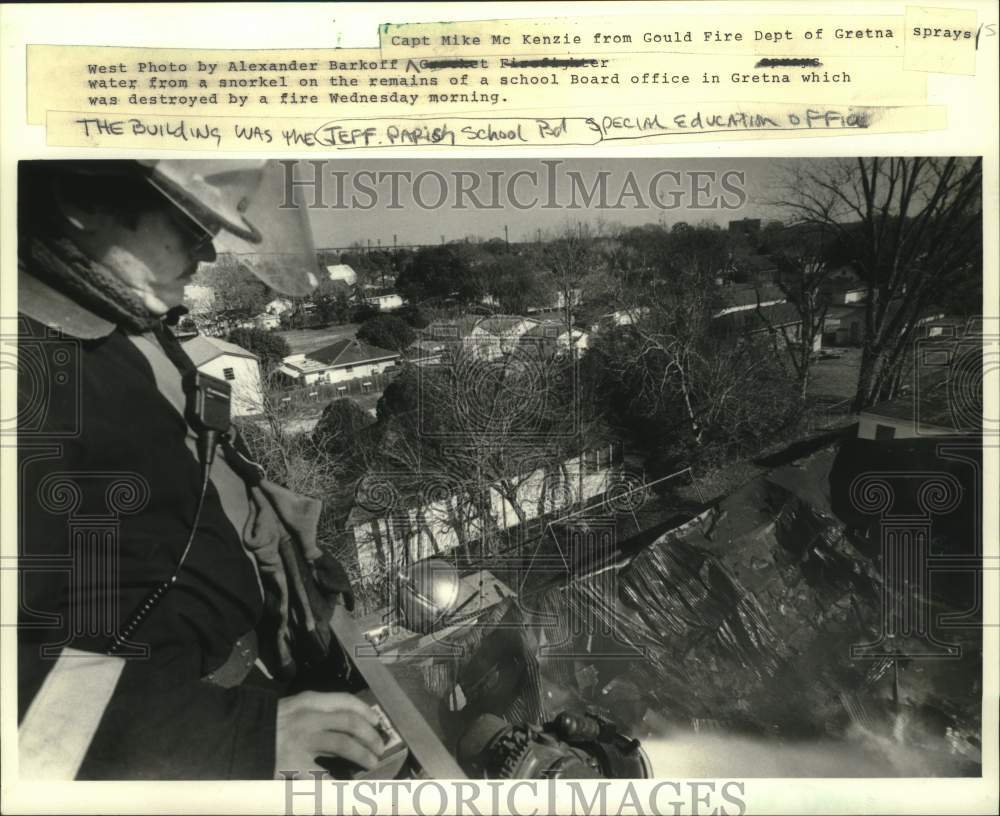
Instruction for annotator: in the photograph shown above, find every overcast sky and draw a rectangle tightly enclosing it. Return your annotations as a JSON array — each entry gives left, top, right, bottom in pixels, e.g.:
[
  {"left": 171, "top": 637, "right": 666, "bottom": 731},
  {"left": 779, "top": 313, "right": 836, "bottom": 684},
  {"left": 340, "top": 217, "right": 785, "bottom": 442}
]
[{"left": 302, "top": 157, "right": 788, "bottom": 249}]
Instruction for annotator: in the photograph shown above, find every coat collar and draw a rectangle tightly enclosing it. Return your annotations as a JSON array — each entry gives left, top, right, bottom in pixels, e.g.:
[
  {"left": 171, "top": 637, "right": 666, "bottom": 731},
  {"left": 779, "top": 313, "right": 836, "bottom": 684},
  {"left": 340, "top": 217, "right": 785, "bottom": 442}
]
[{"left": 18, "top": 266, "right": 117, "bottom": 340}]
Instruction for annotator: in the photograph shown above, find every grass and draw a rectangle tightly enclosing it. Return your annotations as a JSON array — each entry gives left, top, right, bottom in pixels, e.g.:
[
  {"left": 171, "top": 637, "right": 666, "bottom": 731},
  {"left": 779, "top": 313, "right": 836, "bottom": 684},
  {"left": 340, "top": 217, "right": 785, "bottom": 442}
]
[
  {"left": 673, "top": 348, "right": 864, "bottom": 506},
  {"left": 807, "top": 347, "right": 863, "bottom": 402},
  {"left": 275, "top": 323, "right": 360, "bottom": 355}
]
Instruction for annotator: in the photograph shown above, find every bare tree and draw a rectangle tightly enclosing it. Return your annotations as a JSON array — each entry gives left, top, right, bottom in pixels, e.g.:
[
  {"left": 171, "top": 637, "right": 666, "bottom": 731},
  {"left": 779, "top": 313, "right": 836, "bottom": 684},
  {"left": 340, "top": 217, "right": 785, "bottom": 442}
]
[
  {"left": 189, "top": 253, "right": 272, "bottom": 335},
  {"left": 535, "top": 223, "right": 607, "bottom": 330},
  {"left": 601, "top": 224, "right": 727, "bottom": 447},
  {"left": 754, "top": 223, "right": 838, "bottom": 399},
  {"left": 775, "top": 157, "right": 982, "bottom": 410},
  {"left": 361, "top": 343, "right": 601, "bottom": 568}
]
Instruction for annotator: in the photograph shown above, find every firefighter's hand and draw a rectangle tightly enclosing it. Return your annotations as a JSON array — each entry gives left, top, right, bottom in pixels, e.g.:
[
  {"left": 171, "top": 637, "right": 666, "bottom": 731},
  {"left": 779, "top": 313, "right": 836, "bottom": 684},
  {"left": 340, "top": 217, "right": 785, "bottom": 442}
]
[{"left": 274, "top": 691, "right": 385, "bottom": 777}]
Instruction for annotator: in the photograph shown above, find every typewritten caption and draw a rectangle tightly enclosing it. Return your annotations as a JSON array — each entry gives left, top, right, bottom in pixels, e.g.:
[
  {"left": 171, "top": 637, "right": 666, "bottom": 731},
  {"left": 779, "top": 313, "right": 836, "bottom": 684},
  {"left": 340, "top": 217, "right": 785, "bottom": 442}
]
[{"left": 26, "top": 9, "right": 993, "bottom": 148}]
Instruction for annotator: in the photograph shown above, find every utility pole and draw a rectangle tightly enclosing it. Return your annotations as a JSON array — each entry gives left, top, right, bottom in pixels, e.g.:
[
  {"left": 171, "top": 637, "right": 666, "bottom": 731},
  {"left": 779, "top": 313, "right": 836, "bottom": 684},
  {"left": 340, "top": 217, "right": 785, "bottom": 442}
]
[{"left": 504, "top": 225, "right": 509, "bottom": 247}]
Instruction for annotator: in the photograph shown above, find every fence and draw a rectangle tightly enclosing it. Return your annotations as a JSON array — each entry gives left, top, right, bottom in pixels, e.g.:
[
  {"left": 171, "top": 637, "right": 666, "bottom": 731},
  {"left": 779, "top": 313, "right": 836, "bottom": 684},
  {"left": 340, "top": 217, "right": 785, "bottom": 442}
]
[{"left": 266, "top": 369, "right": 397, "bottom": 413}]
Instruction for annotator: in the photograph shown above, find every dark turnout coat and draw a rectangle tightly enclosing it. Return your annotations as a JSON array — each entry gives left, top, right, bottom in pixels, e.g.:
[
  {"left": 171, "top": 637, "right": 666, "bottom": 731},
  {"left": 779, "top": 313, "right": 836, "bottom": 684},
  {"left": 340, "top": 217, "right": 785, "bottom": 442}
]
[{"left": 16, "top": 270, "right": 277, "bottom": 779}]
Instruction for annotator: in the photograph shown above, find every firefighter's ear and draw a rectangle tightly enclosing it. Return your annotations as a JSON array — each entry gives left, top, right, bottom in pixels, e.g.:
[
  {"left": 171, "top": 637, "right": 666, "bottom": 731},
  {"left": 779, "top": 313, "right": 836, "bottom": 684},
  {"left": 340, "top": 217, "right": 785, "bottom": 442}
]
[{"left": 50, "top": 175, "right": 119, "bottom": 237}]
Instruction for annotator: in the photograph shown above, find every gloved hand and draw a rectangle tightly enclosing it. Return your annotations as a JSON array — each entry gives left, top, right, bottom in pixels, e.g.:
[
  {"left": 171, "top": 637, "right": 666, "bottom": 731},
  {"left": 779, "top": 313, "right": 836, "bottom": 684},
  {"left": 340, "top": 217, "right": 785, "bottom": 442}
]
[{"left": 311, "top": 550, "right": 355, "bottom": 612}]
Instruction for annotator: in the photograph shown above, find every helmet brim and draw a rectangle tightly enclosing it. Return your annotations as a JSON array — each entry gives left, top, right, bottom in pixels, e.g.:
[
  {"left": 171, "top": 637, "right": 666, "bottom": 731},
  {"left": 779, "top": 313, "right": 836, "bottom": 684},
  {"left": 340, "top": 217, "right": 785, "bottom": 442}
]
[{"left": 209, "top": 162, "right": 319, "bottom": 297}]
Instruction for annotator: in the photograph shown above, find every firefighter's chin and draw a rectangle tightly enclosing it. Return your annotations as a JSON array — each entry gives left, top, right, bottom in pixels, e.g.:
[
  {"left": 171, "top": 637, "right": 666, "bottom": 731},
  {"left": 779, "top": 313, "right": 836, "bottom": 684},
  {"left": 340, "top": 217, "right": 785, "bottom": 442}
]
[{"left": 130, "top": 280, "right": 185, "bottom": 318}]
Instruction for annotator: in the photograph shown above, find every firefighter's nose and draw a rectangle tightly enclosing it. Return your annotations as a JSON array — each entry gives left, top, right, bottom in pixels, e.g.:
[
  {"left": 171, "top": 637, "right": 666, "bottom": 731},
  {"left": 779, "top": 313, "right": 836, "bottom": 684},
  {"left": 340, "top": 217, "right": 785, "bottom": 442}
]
[{"left": 192, "top": 236, "right": 217, "bottom": 264}]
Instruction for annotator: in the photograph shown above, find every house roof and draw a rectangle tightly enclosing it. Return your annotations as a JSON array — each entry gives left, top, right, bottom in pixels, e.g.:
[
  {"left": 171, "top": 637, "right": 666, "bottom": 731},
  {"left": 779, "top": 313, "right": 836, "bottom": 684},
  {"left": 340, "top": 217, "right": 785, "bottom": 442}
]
[
  {"left": 861, "top": 385, "right": 955, "bottom": 431},
  {"left": 475, "top": 316, "right": 537, "bottom": 336},
  {"left": 714, "top": 302, "right": 803, "bottom": 335},
  {"left": 405, "top": 340, "right": 445, "bottom": 361},
  {"left": 181, "top": 334, "right": 257, "bottom": 366},
  {"left": 305, "top": 338, "right": 400, "bottom": 369},
  {"left": 523, "top": 320, "right": 571, "bottom": 340},
  {"left": 421, "top": 315, "right": 485, "bottom": 341},
  {"left": 719, "top": 282, "right": 783, "bottom": 308},
  {"left": 861, "top": 337, "right": 981, "bottom": 433},
  {"left": 825, "top": 304, "right": 866, "bottom": 320}
]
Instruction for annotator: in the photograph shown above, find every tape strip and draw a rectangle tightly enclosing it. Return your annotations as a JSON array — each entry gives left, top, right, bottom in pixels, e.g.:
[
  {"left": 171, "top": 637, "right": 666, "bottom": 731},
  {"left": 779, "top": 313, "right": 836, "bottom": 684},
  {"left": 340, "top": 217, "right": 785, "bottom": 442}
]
[{"left": 19, "top": 648, "right": 126, "bottom": 779}]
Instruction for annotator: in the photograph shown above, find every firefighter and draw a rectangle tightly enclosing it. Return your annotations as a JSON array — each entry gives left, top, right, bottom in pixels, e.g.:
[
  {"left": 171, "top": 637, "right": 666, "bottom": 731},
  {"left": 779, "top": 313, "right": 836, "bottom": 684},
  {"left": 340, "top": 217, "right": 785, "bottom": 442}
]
[{"left": 16, "top": 160, "right": 385, "bottom": 779}]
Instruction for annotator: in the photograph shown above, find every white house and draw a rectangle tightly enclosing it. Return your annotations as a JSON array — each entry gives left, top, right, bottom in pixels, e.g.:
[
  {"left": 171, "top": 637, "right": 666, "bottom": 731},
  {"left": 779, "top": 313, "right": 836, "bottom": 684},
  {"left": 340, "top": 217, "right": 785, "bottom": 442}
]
[
  {"left": 364, "top": 290, "right": 405, "bottom": 312},
  {"left": 418, "top": 315, "right": 541, "bottom": 362},
  {"left": 525, "top": 287, "right": 583, "bottom": 314},
  {"left": 589, "top": 307, "right": 650, "bottom": 333},
  {"left": 265, "top": 297, "right": 294, "bottom": 317},
  {"left": 469, "top": 315, "right": 540, "bottom": 360},
  {"left": 857, "top": 389, "right": 958, "bottom": 440},
  {"left": 349, "top": 442, "right": 625, "bottom": 575},
  {"left": 857, "top": 339, "right": 971, "bottom": 440},
  {"left": 252, "top": 297, "right": 295, "bottom": 331},
  {"left": 519, "top": 320, "right": 590, "bottom": 356},
  {"left": 325, "top": 264, "right": 358, "bottom": 285},
  {"left": 278, "top": 338, "right": 400, "bottom": 387},
  {"left": 254, "top": 314, "right": 281, "bottom": 331},
  {"left": 714, "top": 302, "right": 823, "bottom": 353},
  {"left": 181, "top": 335, "right": 264, "bottom": 417}
]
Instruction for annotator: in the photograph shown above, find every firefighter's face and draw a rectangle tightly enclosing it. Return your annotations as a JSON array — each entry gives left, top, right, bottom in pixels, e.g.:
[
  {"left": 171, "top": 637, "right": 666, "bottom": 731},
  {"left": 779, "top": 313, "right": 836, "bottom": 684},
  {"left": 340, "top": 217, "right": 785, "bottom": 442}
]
[{"left": 73, "top": 201, "right": 218, "bottom": 317}]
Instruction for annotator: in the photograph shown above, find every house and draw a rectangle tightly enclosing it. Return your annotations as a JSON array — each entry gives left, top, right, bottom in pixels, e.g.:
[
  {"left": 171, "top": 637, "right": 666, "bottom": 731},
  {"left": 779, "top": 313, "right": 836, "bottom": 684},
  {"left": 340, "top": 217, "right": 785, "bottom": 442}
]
[
  {"left": 325, "top": 264, "right": 358, "bottom": 285},
  {"left": 714, "top": 302, "right": 822, "bottom": 352},
  {"left": 519, "top": 320, "right": 590, "bottom": 356},
  {"left": 278, "top": 338, "right": 400, "bottom": 387},
  {"left": 254, "top": 313, "right": 281, "bottom": 331},
  {"left": 525, "top": 287, "right": 583, "bottom": 314},
  {"left": 858, "top": 336, "right": 978, "bottom": 439},
  {"left": 811, "top": 263, "right": 865, "bottom": 304},
  {"left": 823, "top": 304, "right": 866, "bottom": 346},
  {"left": 729, "top": 254, "right": 778, "bottom": 285},
  {"left": 588, "top": 307, "right": 650, "bottom": 334},
  {"left": 363, "top": 289, "right": 405, "bottom": 312},
  {"left": 824, "top": 279, "right": 867, "bottom": 305},
  {"left": 714, "top": 282, "right": 785, "bottom": 317},
  {"left": 265, "top": 297, "right": 294, "bottom": 317},
  {"left": 418, "top": 315, "right": 540, "bottom": 362},
  {"left": 417, "top": 315, "right": 482, "bottom": 364},
  {"left": 251, "top": 298, "right": 295, "bottom": 331},
  {"left": 469, "top": 315, "right": 540, "bottom": 360},
  {"left": 917, "top": 316, "right": 964, "bottom": 339},
  {"left": 824, "top": 300, "right": 946, "bottom": 348},
  {"left": 181, "top": 335, "right": 264, "bottom": 417},
  {"left": 405, "top": 338, "right": 447, "bottom": 367},
  {"left": 858, "top": 383, "right": 964, "bottom": 440},
  {"left": 348, "top": 441, "right": 625, "bottom": 575}
]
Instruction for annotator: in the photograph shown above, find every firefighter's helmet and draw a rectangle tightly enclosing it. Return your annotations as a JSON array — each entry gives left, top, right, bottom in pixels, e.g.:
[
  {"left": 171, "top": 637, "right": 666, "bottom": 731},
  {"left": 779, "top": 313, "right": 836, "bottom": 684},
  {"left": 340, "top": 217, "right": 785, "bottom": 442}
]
[
  {"left": 48, "top": 159, "right": 319, "bottom": 297},
  {"left": 140, "top": 159, "right": 319, "bottom": 296}
]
